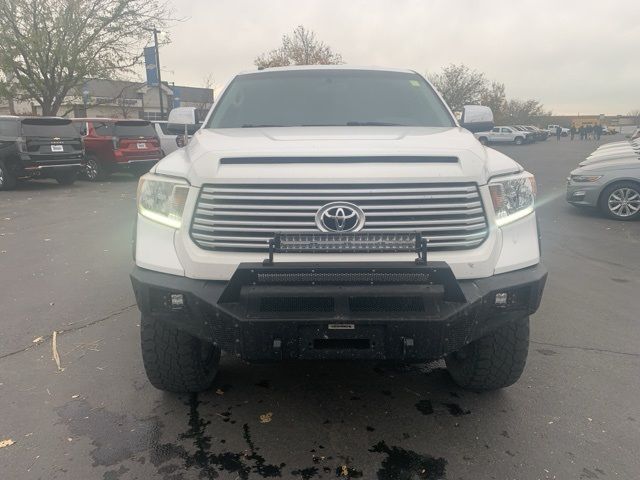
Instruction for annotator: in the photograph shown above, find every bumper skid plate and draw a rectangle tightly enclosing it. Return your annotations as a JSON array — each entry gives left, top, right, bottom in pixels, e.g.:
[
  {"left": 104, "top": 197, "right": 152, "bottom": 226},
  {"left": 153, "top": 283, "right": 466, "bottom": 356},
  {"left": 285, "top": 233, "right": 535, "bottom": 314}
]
[{"left": 131, "top": 261, "right": 547, "bottom": 362}]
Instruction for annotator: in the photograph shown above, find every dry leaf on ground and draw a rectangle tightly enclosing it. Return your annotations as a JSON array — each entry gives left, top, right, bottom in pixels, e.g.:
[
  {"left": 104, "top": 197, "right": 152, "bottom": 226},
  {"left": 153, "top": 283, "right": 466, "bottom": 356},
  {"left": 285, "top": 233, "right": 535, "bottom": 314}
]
[
  {"left": 259, "top": 412, "right": 273, "bottom": 423},
  {"left": 0, "top": 439, "right": 15, "bottom": 449}
]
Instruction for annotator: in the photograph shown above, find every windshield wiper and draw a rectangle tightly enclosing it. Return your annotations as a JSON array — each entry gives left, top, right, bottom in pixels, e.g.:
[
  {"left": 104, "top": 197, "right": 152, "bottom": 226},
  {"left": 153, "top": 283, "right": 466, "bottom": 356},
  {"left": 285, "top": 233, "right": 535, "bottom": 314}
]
[{"left": 346, "top": 121, "right": 407, "bottom": 126}]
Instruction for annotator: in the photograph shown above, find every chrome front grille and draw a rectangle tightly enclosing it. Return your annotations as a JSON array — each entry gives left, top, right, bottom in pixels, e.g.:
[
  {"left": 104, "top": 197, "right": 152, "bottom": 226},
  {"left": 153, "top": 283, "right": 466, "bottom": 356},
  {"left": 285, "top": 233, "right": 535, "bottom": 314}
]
[{"left": 190, "top": 183, "right": 488, "bottom": 252}]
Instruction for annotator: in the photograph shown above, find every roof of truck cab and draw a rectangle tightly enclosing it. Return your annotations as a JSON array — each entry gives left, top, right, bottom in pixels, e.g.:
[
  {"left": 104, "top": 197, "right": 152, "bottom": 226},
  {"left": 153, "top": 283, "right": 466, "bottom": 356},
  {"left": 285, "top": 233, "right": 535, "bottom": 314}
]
[{"left": 237, "top": 65, "right": 417, "bottom": 76}]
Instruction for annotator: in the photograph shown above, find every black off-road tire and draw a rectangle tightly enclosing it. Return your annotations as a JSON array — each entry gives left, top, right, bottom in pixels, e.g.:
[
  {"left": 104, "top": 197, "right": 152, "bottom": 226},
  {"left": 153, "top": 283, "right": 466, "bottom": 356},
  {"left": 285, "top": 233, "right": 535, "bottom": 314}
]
[
  {"left": 55, "top": 170, "right": 77, "bottom": 185},
  {"left": 140, "top": 314, "right": 221, "bottom": 393},
  {"left": 478, "top": 136, "right": 488, "bottom": 146},
  {"left": 514, "top": 136, "right": 524, "bottom": 145},
  {"left": 446, "top": 316, "right": 529, "bottom": 392},
  {"left": 0, "top": 160, "right": 17, "bottom": 190}
]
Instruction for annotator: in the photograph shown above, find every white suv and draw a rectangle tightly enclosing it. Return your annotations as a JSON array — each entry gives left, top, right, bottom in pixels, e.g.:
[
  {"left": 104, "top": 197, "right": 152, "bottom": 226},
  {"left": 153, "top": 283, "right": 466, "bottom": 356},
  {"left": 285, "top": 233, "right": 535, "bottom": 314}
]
[{"left": 131, "top": 66, "right": 546, "bottom": 393}]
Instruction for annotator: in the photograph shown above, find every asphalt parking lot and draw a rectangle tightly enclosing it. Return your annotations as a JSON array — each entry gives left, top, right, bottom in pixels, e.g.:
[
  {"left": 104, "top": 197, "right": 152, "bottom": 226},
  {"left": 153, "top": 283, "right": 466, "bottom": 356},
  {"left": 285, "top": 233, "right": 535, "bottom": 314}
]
[{"left": 1, "top": 135, "right": 639, "bottom": 480}]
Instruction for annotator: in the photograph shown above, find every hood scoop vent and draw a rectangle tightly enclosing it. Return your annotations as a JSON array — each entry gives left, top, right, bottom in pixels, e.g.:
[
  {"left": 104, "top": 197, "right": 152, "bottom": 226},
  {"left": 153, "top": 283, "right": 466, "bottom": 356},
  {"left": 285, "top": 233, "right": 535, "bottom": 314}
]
[{"left": 220, "top": 156, "right": 459, "bottom": 165}]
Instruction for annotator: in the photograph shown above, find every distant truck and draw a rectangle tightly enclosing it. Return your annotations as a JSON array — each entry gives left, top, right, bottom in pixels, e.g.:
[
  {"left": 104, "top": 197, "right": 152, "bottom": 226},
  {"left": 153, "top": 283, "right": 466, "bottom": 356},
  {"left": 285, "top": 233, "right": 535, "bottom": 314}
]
[{"left": 546, "top": 125, "right": 570, "bottom": 136}]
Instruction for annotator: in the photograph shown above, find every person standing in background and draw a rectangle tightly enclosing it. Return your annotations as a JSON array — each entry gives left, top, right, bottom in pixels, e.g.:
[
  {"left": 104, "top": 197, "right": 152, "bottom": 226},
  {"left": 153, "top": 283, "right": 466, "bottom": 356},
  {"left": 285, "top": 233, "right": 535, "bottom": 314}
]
[
  {"left": 556, "top": 125, "right": 562, "bottom": 141},
  {"left": 595, "top": 124, "right": 602, "bottom": 141},
  {"left": 579, "top": 125, "right": 585, "bottom": 140},
  {"left": 570, "top": 125, "right": 576, "bottom": 140}
]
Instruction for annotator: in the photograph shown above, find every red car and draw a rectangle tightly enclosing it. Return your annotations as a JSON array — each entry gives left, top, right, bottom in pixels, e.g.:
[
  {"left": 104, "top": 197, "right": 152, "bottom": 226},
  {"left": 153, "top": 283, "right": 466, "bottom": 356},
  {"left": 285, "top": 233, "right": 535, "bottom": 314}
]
[{"left": 72, "top": 118, "right": 162, "bottom": 180}]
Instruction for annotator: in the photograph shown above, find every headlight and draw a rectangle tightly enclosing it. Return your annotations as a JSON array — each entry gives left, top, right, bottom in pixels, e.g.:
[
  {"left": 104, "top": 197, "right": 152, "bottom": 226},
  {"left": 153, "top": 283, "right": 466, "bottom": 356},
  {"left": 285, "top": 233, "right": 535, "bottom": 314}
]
[
  {"left": 570, "top": 174, "right": 602, "bottom": 183},
  {"left": 137, "top": 174, "right": 190, "bottom": 228},
  {"left": 489, "top": 172, "right": 536, "bottom": 226}
]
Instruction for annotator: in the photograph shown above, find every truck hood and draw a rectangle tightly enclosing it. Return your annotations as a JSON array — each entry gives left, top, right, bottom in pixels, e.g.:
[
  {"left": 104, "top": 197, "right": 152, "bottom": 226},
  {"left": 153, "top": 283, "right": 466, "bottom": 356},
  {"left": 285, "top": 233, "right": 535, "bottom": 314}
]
[{"left": 155, "top": 126, "right": 521, "bottom": 186}]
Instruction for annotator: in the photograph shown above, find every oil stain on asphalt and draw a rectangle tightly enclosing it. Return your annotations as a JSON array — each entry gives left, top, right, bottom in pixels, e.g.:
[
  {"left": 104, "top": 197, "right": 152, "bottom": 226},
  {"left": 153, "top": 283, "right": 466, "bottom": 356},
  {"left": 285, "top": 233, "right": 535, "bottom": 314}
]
[
  {"left": 369, "top": 441, "right": 447, "bottom": 480},
  {"left": 56, "top": 377, "right": 451, "bottom": 479}
]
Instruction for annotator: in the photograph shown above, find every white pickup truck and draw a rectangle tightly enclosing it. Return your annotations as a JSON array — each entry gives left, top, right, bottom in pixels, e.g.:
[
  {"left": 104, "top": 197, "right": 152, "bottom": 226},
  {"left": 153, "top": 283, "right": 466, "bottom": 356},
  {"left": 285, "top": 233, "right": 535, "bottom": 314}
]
[
  {"left": 547, "top": 124, "right": 570, "bottom": 136},
  {"left": 131, "top": 66, "right": 546, "bottom": 393}
]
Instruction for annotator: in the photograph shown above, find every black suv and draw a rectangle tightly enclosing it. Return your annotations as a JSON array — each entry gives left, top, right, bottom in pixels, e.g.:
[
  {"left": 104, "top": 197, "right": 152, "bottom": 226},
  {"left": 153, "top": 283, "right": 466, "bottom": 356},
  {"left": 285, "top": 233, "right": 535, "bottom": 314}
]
[{"left": 0, "top": 116, "right": 84, "bottom": 190}]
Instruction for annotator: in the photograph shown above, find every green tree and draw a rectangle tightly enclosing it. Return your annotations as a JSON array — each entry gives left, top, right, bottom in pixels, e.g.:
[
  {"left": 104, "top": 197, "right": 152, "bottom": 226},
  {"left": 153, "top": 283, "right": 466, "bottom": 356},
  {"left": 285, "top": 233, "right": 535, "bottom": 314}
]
[
  {"left": 255, "top": 25, "right": 343, "bottom": 69},
  {"left": 0, "top": 0, "right": 170, "bottom": 116}
]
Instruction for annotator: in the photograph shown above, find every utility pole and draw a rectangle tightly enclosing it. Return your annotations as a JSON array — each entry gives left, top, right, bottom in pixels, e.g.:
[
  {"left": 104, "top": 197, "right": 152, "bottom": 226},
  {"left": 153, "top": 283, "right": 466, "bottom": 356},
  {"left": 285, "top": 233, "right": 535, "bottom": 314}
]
[{"left": 152, "top": 28, "right": 164, "bottom": 120}]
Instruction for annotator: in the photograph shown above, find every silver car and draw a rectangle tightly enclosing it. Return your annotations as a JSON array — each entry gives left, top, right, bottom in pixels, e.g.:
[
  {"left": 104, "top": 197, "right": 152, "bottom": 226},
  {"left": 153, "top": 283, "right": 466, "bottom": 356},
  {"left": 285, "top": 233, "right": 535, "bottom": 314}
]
[{"left": 566, "top": 155, "right": 640, "bottom": 220}]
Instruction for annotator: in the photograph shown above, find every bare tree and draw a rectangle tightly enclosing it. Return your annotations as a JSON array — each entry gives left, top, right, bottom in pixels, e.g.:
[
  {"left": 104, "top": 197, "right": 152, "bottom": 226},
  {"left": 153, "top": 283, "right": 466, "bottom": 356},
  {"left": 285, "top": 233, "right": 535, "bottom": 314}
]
[
  {"left": 0, "top": 0, "right": 170, "bottom": 116},
  {"left": 58, "top": 80, "right": 143, "bottom": 118},
  {"left": 502, "top": 99, "right": 550, "bottom": 125},
  {"left": 628, "top": 109, "right": 640, "bottom": 126},
  {"left": 255, "top": 25, "right": 343, "bottom": 69},
  {"left": 429, "top": 64, "right": 488, "bottom": 112},
  {"left": 480, "top": 81, "right": 507, "bottom": 121}
]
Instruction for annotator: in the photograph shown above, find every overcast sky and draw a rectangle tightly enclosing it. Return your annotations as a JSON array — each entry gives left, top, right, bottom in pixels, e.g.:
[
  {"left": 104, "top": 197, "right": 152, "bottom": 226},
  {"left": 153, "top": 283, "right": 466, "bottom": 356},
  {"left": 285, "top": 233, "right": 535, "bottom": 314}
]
[{"left": 154, "top": 0, "right": 639, "bottom": 115}]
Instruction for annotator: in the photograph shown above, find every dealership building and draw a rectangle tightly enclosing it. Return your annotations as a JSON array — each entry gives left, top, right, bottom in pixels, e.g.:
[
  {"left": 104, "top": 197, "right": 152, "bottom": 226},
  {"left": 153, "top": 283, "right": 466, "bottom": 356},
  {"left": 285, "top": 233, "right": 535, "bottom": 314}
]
[{"left": 0, "top": 78, "right": 213, "bottom": 120}]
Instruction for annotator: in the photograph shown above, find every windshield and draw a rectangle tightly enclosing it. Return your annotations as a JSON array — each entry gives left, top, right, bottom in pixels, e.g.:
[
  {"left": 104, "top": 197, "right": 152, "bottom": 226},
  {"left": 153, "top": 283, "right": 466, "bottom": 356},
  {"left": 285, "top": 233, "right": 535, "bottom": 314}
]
[
  {"left": 207, "top": 69, "right": 455, "bottom": 128},
  {"left": 114, "top": 121, "right": 156, "bottom": 137},
  {"left": 20, "top": 118, "right": 79, "bottom": 137}
]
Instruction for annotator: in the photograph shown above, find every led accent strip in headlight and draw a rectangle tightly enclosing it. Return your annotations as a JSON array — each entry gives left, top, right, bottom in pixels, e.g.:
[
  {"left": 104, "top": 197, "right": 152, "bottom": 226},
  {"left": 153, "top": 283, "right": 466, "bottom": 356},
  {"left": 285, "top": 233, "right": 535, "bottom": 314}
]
[
  {"left": 489, "top": 172, "right": 536, "bottom": 227},
  {"left": 137, "top": 174, "right": 190, "bottom": 228}
]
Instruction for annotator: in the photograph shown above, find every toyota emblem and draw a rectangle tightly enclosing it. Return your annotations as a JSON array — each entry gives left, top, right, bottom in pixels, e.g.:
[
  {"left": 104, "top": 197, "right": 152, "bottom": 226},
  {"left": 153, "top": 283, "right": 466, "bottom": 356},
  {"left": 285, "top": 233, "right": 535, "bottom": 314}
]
[{"left": 315, "top": 202, "right": 365, "bottom": 233}]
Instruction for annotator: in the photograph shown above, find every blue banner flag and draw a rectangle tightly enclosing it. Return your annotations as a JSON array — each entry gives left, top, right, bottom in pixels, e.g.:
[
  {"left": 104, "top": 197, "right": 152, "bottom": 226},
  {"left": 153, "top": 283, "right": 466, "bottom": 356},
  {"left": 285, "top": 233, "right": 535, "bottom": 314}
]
[
  {"left": 172, "top": 86, "right": 181, "bottom": 108},
  {"left": 144, "top": 46, "right": 158, "bottom": 86}
]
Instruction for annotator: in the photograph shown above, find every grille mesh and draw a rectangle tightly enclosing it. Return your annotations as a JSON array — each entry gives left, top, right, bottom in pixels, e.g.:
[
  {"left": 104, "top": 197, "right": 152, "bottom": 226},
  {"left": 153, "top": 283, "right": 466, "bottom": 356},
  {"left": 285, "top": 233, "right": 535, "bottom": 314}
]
[{"left": 190, "top": 183, "right": 488, "bottom": 252}]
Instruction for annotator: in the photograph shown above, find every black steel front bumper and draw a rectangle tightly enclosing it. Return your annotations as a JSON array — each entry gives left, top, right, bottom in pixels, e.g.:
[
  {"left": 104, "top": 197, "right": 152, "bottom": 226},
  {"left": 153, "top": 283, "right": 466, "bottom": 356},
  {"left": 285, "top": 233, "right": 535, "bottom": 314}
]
[{"left": 130, "top": 262, "right": 547, "bottom": 362}]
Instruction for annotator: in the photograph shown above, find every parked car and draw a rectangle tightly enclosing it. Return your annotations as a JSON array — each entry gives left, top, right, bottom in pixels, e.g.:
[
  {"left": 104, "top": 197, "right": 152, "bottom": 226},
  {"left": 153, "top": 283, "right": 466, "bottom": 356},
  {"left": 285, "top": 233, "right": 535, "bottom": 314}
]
[
  {"left": 72, "top": 118, "right": 161, "bottom": 181},
  {"left": 512, "top": 126, "right": 536, "bottom": 142},
  {"left": 594, "top": 138, "right": 640, "bottom": 152},
  {"left": 567, "top": 155, "right": 640, "bottom": 220},
  {"left": 474, "top": 125, "right": 532, "bottom": 145},
  {"left": 0, "top": 116, "right": 84, "bottom": 190},
  {"left": 131, "top": 66, "right": 546, "bottom": 393},
  {"left": 546, "top": 124, "right": 570, "bottom": 136},
  {"left": 522, "top": 125, "right": 548, "bottom": 141},
  {"left": 580, "top": 147, "right": 640, "bottom": 167}
]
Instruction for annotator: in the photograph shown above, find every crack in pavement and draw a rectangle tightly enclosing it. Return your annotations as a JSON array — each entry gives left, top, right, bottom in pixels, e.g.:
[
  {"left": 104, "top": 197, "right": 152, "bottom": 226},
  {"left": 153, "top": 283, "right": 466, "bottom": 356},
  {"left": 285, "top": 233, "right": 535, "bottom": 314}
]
[
  {"left": 0, "top": 304, "right": 137, "bottom": 361},
  {"left": 531, "top": 340, "right": 640, "bottom": 357}
]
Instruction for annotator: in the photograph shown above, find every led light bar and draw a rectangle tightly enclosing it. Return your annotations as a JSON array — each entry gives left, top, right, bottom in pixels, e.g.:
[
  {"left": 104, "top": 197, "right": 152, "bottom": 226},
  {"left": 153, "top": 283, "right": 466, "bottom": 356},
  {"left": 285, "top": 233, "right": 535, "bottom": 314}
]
[
  {"left": 263, "top": 232, "right": 428, "bottom": 265},
  {"left": 277, "top": 232, "right": 419, "bottom": 253}
]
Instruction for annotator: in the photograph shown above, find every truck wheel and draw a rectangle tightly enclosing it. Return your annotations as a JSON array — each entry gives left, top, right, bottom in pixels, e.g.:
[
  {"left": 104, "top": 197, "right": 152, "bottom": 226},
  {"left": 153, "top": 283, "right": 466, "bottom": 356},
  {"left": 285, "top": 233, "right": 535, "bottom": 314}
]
[
  {"left": 514, "top": 137, "right": 524, "bottom": 145},
  {"left": 55, "top": 170, "right": 77, "bottom": 185},
  {"left": 0, "top": 160, "right": 17, "bottom": 190},
  {"left": 140, "top": 314, "right": 221, "bottom": 392},
  {"left": 478, "top": 137, "right": 488, "bottom": 145},
  {"left": 84, "top": 156, "right": 106, "bottom": 181},
  {"left": 446, "top": 316, "right": 529, "bottom": 392},
  {"left": 599, "top": 181, "right": 640, "bottom": 220}
]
